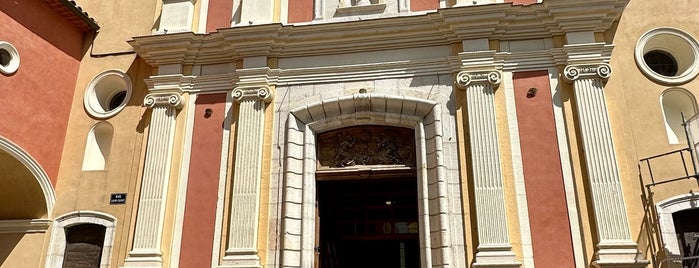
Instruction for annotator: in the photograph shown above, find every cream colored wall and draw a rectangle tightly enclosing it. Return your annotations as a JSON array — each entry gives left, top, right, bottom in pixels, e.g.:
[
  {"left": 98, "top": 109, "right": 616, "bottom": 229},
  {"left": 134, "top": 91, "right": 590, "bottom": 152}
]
[
  {"left": 50, "top": 0, "right": 161, "bottom": 267},
  {"left": 602, "top": 0, "right": 699, "bottom": 262},
  {"left": 0, "top": 233, "right": 47, "bottom": 268}
]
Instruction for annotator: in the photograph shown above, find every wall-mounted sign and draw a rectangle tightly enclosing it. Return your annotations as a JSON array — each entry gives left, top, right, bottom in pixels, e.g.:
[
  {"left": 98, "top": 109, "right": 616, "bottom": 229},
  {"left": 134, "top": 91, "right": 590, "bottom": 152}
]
[{"left": 110, "top": 193, "right": 127, "bottom": 205}]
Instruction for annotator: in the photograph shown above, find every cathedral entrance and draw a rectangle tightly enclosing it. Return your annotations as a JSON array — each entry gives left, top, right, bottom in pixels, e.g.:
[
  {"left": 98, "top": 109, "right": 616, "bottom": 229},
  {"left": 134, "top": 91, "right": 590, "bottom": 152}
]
[
  {"left": 315, "top": 126, "right": 419, "bottom": 268},
  {"left": 316, "top": 178, "right": 419, "bottom": 268}
]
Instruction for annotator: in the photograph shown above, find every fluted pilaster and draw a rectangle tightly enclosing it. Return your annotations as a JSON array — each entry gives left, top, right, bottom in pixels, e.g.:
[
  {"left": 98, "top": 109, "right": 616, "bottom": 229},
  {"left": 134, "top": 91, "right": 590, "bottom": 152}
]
[
  {"left": 457, "top": 70, "right": 520, "bottom": 268},
  {"left": 123, "top": 91, "right": 184, "bottom": 268},
  {"left": 221, "top": 87, "right": 272, "bottom": 268},
  {"left": 563, "top": 63, "right": 648, "bottom": 268}
]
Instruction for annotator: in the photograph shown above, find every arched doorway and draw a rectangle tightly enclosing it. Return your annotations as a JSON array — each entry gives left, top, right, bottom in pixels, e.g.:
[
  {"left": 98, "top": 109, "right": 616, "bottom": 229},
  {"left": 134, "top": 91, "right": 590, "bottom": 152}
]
[
  {"left": 279, "top": 93, "right": 462, "bottom": 267},
  {"left": 315, "top": 125, "right": 419, "bottom": 267}
]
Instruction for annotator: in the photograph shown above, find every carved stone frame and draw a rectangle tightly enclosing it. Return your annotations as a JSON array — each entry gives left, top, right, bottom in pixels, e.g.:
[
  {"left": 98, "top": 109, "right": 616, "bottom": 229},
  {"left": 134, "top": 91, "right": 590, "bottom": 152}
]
[
  {"left": 279, "top": 93, "right": 454, "bottom": 267},
  {"left": 656, "top": 193, "right": 699, "bottom": 268}
]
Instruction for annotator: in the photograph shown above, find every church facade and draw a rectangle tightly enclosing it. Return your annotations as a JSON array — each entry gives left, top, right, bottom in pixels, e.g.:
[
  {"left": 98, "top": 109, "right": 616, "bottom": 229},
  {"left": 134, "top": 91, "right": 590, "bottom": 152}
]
[{"left": 2, "top": 0, "right": 699, "bottom": 267}]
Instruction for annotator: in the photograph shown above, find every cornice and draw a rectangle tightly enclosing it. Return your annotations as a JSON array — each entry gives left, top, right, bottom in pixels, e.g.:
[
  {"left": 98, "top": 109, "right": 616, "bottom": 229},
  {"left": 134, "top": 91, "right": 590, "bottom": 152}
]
[
  {"left": 129, "top": 0, "right": 629, "bottom": 67},
  {"left": 145, "top": 74, "right": 196, "bottom": 92}
]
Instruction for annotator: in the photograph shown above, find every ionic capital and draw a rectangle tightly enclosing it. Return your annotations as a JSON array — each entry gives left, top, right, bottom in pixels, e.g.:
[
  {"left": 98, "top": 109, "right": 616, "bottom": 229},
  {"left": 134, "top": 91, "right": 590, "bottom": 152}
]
[
  {"left": 232, "top": 86, "right": 273, "bottom": 103},
  {"left": 563, "top": 63, "right": 612, "bottom": 83},
  {"left": 144, "top": 92, "right": 184, "bottom": 109},
  {"left": 455, "top": 71, "right": 502, "bottom": 89}
]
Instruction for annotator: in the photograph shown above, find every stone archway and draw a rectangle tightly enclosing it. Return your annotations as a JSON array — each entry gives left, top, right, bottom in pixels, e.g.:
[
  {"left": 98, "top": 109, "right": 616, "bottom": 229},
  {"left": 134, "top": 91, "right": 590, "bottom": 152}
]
[
  {"left": 279, "top": 93, "right": 456, "bottom": 267},
  {"left": 657, "top": 193, "right": 699, "bottom": 266},
  {"left": 0, "top": 136, "right": 55, "bottom": 220},
  {"left": 0, "top": 136, "right": 56, "bottom": 267}
]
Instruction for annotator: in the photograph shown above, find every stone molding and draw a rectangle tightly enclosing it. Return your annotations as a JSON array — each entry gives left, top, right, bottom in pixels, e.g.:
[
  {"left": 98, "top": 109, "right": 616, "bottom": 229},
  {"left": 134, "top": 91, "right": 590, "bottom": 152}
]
[
  {"left": 232, "top": 87, "right": 273, "bottom": 103},
  {"left": 656, "top": 193, "right": 699, "bottom": 267},
  {"left": 456, "top": 70, "right": 502, "bottom": 89},
  {"left": 129, "top": 0, "right": 629, "bottom": 66},
  {"left": 279, "top": 94, "right": 461, "bottom": 267},
  {"left": 0, "top": 219, "right": 50, "bottom": 234},
  {"left": 144, "top": 92, "right": 185, "bottom": 109},
  {"left": 45, "top": 211, "right": 117, "bottom": 268},
  {"left": 563, "top": 63, "right": 612, "bottom": 83}
]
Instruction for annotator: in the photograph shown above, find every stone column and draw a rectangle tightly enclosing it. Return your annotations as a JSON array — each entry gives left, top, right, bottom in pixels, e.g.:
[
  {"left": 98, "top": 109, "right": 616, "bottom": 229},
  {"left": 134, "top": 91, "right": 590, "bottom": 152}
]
[
  {"left": 123, "top": 91, "right": 184, "bottom": 268},
  {"left": 221, "top": 87, "right": 272, "bottom": 268},
  {"left": 563, "top": 64, "right": 648, "bottom": 268},
  {"left": 457, "top": 71, "right": 520, "bottom": 268}
]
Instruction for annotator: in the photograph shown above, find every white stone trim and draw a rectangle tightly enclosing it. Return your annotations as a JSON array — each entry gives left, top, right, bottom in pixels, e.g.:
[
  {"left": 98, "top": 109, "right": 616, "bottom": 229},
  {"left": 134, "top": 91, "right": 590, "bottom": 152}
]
[
  {"left": 45, "top": 211, "right": 117, "bottom": 268},
  {"left": 0, "top": 135, "right": 55, "bottom": 216},
  {"left": 657, "top": 194, "right": 699, "bottom": 264},
  {"left": 279, "top": 93, "right": 456, "bottom": 267},
  {"left": 83, "top": 70, "right": 134, "bottom": 119},
  {"left": 503, "top": 71, "right": 535, "bottom": 268},
  {"left": 548, "top": 67, "right": 586, "bottom": 268},
  {"left": 0, "top": 41, "right": 20, "bottom": 75},
  {"left": 197, "top": 0, "right": 210, "bottom": 33},
  {"left": 635, "top": 27, "right": 699, "bottom": 86},
  {"left": 0, "top": 219, "right": 51, "bottom": 233},
  {"left": 169, "top": 94, "right": 197, "bottom": 268}
]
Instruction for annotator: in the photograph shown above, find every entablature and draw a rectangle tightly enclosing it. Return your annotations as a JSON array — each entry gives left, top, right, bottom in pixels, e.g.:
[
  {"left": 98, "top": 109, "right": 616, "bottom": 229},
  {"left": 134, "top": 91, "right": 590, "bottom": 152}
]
[{"left": 129, "top": 0, "right": 628, "bottom": 67}]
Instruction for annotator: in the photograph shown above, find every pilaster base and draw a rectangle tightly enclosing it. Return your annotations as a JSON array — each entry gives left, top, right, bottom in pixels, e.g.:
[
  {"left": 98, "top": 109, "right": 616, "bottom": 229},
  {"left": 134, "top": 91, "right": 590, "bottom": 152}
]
[
  {"left": 121, "top": 249, "right": 163, "bottom": 268},
  {"left": 592, "top": 242, "right": 649, "bottom": 268},
  {"left": 219, "top": 250, "right": 262, "bottom": 268},
  {"left": 473, "top": 246, "right": 521, "bottom": 268}
]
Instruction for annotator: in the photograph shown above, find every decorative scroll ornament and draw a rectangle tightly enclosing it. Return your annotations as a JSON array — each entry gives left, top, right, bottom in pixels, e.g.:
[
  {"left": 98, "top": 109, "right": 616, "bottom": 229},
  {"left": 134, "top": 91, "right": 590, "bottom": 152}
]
[
  {"left": 563, "top": 63, "right": 612, "bottom": 82},
  {"left": 317, "top": 126, "right": 416, "bottom": 168},
  {"left": 232, "top": 87, "right": 273, "bottom": 103},
  {"left": 455, "top": 71, "right": 502, "bottom": 89},
  {"left": 143, "top": 92, "right": 184, "bottom": 109}
]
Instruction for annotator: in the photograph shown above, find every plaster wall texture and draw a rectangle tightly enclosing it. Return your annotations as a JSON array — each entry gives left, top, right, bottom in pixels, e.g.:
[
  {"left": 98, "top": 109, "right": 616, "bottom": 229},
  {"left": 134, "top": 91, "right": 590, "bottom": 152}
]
[
  {"left": 0, "top": 1, "right": 84, "bottom": 185},
  {"left": 0, "top": 233, "right": 46, "bottom": 268},
  {"left": 599, "top": 0, "right": 699, "bottom": 262}
]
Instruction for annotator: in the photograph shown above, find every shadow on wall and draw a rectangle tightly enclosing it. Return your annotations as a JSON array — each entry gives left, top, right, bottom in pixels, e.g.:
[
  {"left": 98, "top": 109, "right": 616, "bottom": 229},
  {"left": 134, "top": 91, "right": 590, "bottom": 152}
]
[{"left": 0, "top": 233, "right": 25, "bottom": 264}]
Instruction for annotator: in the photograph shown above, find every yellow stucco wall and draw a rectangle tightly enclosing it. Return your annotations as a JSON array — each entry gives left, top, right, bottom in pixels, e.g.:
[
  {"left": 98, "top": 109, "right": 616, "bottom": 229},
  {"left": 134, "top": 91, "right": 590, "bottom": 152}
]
[
  {"left": 49, "top": 0, "right": 161, "bottom": 267},
  {"left": 604, "top": 0, "right": 699, "bottom": 262},
  {"left": 0, "top": 233, "right": 47, "bottom": 268}
]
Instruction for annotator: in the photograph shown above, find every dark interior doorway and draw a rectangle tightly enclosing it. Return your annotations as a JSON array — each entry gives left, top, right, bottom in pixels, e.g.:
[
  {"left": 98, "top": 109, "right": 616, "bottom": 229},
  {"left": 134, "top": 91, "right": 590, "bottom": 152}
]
[
  {"left": 317, "top": 177, "right": 420, "bottom": 268},
  {"left": 62, "top": 224, "right": 106, "bottom": 268},
  {"left": 673, "top": 208, "right": 699, "bottom": 268}
]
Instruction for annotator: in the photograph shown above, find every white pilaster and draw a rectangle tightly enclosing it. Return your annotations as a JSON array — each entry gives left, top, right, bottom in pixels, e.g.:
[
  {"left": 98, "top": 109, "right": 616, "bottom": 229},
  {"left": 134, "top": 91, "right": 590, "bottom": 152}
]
[
  {"left": 562, "top": 63, "right": 648, "bottom": 268},
  {"left": 123, "top": 91, "right": 184, "bottom": 268},
  {"left": 456, "top": 69, "right": 520, "bottom": 268},
  {"left": 221, "top": 86, "right": 273, "bottom": 268}
]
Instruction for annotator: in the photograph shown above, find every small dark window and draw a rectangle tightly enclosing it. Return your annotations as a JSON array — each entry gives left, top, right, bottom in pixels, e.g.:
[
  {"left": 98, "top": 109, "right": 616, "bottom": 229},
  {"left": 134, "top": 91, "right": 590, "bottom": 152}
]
[
  {"left": 108, "top": 91, "right": 127, "bottom": 110},
  {"left": 644, "top": 50, "right": 678, "bottom": 76},
  {"left": 0, "top": 49, "right": 11, "bottom": 67},
  {"left": 62, "top": 224, "right": 106, "bottom": 268}
]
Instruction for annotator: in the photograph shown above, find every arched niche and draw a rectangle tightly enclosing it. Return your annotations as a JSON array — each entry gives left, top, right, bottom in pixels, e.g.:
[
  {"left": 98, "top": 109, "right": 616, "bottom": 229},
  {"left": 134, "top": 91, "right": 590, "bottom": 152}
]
[
  {"left": 82, "top": 122, "right": 114, "bottom": 171},
  {"left": 660, "top": 88, "right": 698, "bottom": 144}
]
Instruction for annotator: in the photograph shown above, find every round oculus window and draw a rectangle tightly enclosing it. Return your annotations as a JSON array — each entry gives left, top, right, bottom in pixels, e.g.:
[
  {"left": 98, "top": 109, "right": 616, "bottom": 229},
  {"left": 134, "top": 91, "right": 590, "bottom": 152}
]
[
  {"left": 84, "top": 70, "right": 133, "bottom": 119},
  {"left": 635, "top": 28, "right": 699, "bottom": 85},
  {"left": 0, "top": 41, "right": 20, "bottom": 75}
]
